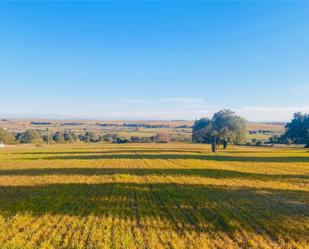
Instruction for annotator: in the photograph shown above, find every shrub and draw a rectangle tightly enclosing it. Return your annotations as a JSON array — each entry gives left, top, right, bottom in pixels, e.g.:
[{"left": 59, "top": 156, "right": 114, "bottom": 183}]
[
  {"left": 154, "top": 133, "right": 170, "bottom": 143},
  {"left": 101, "top": 134, "right": 117, "bottom": 143},
  {"left": 115, "top": 137, "right": 129, "bottom": 143},
  {"left": 130, "top": 136, "right": 152, "bottom": 143},
  {"left": 255, "top": 140, "right": 263, "bottom": 146}
]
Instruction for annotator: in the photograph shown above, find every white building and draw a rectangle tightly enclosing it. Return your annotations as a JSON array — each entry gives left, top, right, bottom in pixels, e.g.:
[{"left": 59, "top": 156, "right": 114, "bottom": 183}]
[{"left": 0, "top": 142, "right": 4, "bottom": 148}]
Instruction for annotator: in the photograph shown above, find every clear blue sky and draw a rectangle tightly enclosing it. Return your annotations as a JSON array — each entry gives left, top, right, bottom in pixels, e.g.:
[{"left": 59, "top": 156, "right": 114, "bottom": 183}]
[{"left": 1, "top": 1, "right": 309, "bottom": 121}]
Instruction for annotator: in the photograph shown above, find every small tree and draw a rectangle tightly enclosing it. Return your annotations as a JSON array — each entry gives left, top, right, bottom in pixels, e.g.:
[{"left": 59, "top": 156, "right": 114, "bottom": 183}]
[
  {"left": 0, "top": 128, "right": 16, "bottom": 144},
  {"left": 64, "top": 131, "right": 77, "bottom": 142},
  {"left": 80, "top": 131, "right": 99, "bottom": 143},
  {"left": 20, "top": 129, "right": 43, "bottom": 144},
  {"left": 53, "top": 132, "right": 65, "bottom": 143},
  {"left": 101, "top": 134, "right": 117, "bottom": 143},
  {"left": 85, "top": 131, "right": 99, "bottom": 142}
]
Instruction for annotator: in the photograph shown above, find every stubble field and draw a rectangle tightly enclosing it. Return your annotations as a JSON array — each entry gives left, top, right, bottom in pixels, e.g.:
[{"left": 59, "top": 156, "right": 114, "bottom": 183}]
[{"left": 0, "top": 143, "right": 308, "bottom": 249}]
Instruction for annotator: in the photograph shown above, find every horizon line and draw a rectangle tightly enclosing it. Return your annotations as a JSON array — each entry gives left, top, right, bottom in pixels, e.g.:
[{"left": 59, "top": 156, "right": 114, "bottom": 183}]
[{"left": 0, "top": 113, "right": 287, "bottom": 124}]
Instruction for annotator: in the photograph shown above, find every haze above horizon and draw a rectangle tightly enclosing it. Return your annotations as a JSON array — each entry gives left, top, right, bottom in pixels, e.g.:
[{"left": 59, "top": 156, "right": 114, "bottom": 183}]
[{"left": 1, "top": 1, "right": 309, "bottom": 122}]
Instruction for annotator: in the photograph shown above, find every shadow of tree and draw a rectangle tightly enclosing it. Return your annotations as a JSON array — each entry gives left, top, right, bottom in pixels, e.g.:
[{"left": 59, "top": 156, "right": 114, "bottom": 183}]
[
  {"left": 18, "top": 152, "right": 309, "bottom": 163},
  {"left": 0, "top": 183, "right": 308, "bottom": 241},
  {"left": 15, "top": 149, "right": 204, "bottom": 155},
  {"left": 0, "top": 167, "right": 308, "bottom": 181}
]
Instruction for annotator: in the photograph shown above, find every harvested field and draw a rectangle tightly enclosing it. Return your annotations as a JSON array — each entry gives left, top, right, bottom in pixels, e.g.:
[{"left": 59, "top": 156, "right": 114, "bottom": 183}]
[{"left": 0, "top": 144, "right": 308, "bottom": 249}]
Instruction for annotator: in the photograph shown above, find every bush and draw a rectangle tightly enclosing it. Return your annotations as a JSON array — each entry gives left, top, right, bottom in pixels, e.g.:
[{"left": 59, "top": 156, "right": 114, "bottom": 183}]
[
  {"left": 255, "top": 140, "right": 263, "bottom": 146},
  {"left": 130, "top": 136, "right": 152, "bottom": 143},
  {"left": 80, "top": 131, "right": 99, "bottom": 143},
  {"left": 101, "top": 134, "right": 117, "bottom": 143},
  {"left": 115, "top": 137, "right": 129, "bottom": 143},
  {"left": 130, "top": 136, "right": 140, "bottom": 143},
  {"left": 154, "top": 133, "right": 170, "bottom": 143},
  {"left": 268, "top": 135, "right": 280, "bottom": 144},
  {"left": 170, "top": 134, "right": 191, "bottom": 143}
]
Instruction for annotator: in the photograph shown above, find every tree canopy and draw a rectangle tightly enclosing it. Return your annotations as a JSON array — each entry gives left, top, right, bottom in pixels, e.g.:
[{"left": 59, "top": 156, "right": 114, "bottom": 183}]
[
  {"left": 19, "top": 129, "right": 43, "bottom": 144},
  {"left": 283, "top": 112, "right": 309, "bottom": 148},
  {"left": 192, "top": 109, "right": 246, "bottom": 151},
  {"left": 53, "top": 132, "right": 65, "bottom": 143},
  {"left": 0, "top": 128, "right": 16, "bottom": 144}
]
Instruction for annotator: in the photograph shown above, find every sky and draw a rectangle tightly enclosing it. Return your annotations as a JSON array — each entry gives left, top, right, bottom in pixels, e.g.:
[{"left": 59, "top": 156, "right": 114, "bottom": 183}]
[{"left": 0, "top": 1, "right": 309, "bottom": 122}]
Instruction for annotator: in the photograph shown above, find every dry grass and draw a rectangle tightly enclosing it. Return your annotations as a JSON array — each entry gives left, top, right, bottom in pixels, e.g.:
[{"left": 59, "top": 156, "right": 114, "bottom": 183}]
[
  {"left": 246, "top": 123, "right": 285, "bottom": 133},
  {"left": 0, "top": 143, "right": 308, "bottom": 249}
]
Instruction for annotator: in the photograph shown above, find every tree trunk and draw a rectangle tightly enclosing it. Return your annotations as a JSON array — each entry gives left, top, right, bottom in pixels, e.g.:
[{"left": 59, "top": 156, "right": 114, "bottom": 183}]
[
  {"left": 211, "top": 137, "right": 217, "bottom": 152},
  {"left": 223, "top": 140, "right": 227, "bottom": 149},
  {"left": 305, "top": 143, "right": 309, "bottom": 148}
]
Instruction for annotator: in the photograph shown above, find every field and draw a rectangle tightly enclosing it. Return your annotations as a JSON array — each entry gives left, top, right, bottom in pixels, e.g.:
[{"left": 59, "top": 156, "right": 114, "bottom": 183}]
[
  {"left": 0, "top": 143, "right": 308, "bottom": 249},
  {"left": 0, "top": 119, "right": 284, "bottom": 143}
]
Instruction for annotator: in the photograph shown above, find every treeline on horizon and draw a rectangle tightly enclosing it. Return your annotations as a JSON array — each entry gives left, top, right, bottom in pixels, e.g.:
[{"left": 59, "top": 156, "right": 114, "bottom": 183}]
[
  {"left": 30, "top": 122, "right": 191, "bottom": 129},
  {"left": 0, "top": 110, "right": 308, "bottom": 148},
  {"left": 0, "top": 129, "right": 183, "bottom": 145}
]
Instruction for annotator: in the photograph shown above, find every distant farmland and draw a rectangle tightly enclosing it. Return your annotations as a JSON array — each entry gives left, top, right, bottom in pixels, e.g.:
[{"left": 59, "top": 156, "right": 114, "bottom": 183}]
[
  {"left": 0, "top": 143, "right": 308, "bottom": 249},
  {"left": 0, "top": 119, "right": 285, "bottom": 143}
]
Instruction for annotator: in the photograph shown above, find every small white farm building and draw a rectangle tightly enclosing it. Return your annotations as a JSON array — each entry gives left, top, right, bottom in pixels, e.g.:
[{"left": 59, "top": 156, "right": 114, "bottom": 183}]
[{"left": 0, "top": 142, "right": 4, "bottom": 148}]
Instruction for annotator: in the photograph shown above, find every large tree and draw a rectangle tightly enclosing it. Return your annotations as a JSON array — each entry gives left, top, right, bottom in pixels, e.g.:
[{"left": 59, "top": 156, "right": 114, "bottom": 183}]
[
  {"left": 283, "top": 112, "right": 309, "bottom": 148},
  {"left": 192, "top": 110, "right": 246, "bottom": 152}
]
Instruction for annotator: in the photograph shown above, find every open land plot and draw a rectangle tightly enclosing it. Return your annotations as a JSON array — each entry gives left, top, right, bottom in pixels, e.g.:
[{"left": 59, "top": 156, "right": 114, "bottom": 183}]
[
  {"left": 0, "top": 119, "right": 285, "bottom": 143},
  {"left": 0, "top": 143, "right": 308, "bottom": 249}
]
